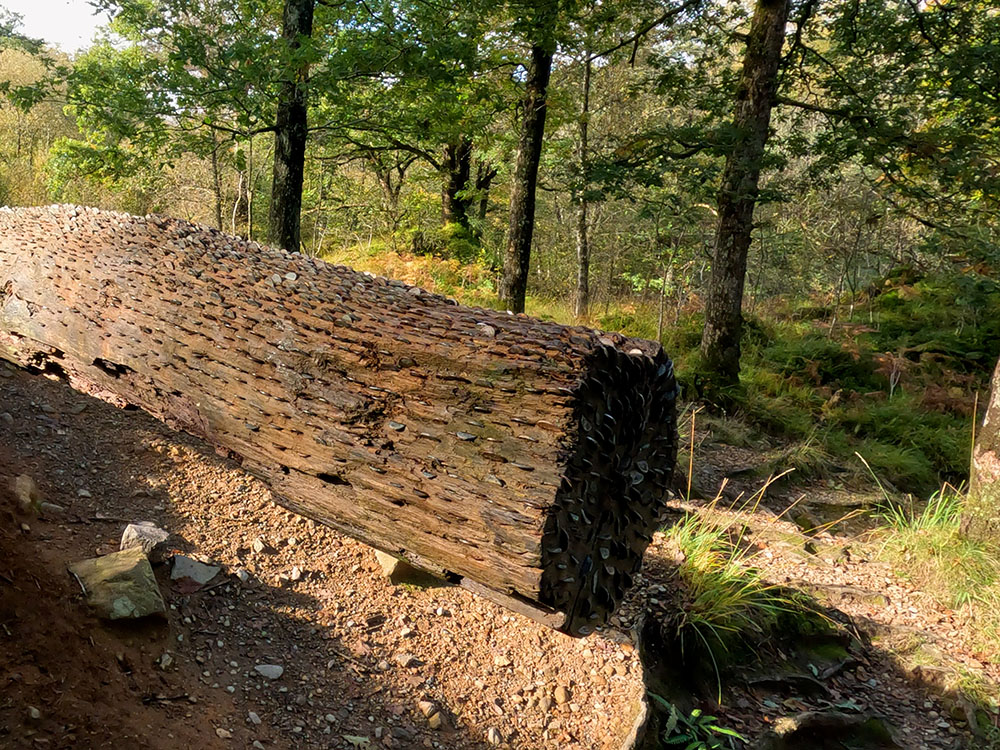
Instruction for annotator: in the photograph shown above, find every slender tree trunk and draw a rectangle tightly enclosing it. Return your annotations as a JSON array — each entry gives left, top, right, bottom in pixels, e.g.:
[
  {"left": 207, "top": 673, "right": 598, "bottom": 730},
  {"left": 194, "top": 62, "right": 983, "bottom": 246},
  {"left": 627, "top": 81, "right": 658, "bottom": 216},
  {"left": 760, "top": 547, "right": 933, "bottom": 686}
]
[
  {"left": 475, "top": 163, "right": 497, "bottom": 224},
  {"left": 499, "top": 39, "right": 555, "bottom": 313},
  {"left": 268, "top": 0, "right": 315, "bottom": 252},
  {"left": 441, "top": 138, "right": 473, "bottom": 229},
  {"left": 574, "top": 56, "right": 592, "bottom": 320},
  {"left": 210, "top": 132, "right": 223, "bottom": 230},
  {"left": 699, "top": 0, "right": 789, "bottom": 386}
]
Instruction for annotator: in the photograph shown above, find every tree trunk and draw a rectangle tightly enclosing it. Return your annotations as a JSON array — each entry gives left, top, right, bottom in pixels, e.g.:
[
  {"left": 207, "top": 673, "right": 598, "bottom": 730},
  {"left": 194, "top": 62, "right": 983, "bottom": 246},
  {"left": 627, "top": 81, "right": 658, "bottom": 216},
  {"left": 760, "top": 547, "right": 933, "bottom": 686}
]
[
  {"left": 574, "top": 56, "right": 592, "bottom": 320},
  {"left": 475, "top": 163, "right": 497, "bottom": 224},
  {"left": 210, "top": 132, "right": 224, "bottom": 230},
  {"left": 0, "top": 205, "right": 678, "bottom": 635},
  {"left": 699, "top": 0, "right": 789, "bottom": 386},
  {"left": 441, "top": 138, "right": 473, "bottom": 229},
  {"left": 963, "top": 358, "right": 1000, "bottom": 545},
  {"left": 499, "top": 40, "right": 554, "bottom": 313},
  {"left": 268, "top": 0, "right": 315, "bottom": 253}
]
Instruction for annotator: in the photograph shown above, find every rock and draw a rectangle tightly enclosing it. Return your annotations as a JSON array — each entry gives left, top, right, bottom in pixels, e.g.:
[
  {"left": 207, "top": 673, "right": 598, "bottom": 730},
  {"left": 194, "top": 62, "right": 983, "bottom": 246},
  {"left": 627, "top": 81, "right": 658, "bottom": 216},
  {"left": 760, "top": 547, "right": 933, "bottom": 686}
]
[
  {"left": 756, "top": 711, "right": 902, "bottom": 750},
  {"left": 120, "top": 522, "right": 170, "bottom": 561},
  {"left": 395, "top": 653, "right": 421, "bottom": 668},
  {"left": 428, "top": 712, "right": 443, "bottom": 730},
  {"left": 12, "top": 474, "right": 42, "bottom": 514},
  {"left": 0, "top": 412, "right": 13, "bottom": 426},
  {"left": 27, "top": 706, "right": 41, "bottom": 721},
  {"left": 254, "top": 664, "right": 284, "bottom": 680},
  {"left": 554, "top": 686, "right": 570, "bottom": 705},
  {"left": 248, "top": 711, "right": 262, "bottom": 725},
  {"left": 493, "top": 655, "right": 511, "bottom": 668},
  {"left": 251, "top": 537, "right": 273, "bottom": 554},
  {"left": 39, "top": 502, "right": 66, "bottom": 514},
  {"left": 235, "top": 568, "right": 251, "bottom": 584},
  {"left": 215, "top": 727, "right": 232, "bottom": 739},
  {"left": 171, "top": 555, "right": 221, "bottom": 585},
  {"left": 253, "top": 742, "right": 265, "bottom": 750},
  {"left": 68, "top": 547, "right": 166, "bottom": 620},
  {"left": 417, "top": 700, "right": 437, "bottom": 717},
  {"left": 159, "top": 652, "right": 174, "bottom": 670},
  {"left": 373, "top": 550, "right": 440, "bottom": 586},
  {"left": 539, "top": 696, "right": 552, "bottom": 713},
  {"left": 77, "top": 488, "right": 92, "bottom": 498},
  {"left": 487, "top": 727, "right": 502, "bottom": 746},
  {"left": 290, "top": 566, "right": 303, "bottom": 581}
]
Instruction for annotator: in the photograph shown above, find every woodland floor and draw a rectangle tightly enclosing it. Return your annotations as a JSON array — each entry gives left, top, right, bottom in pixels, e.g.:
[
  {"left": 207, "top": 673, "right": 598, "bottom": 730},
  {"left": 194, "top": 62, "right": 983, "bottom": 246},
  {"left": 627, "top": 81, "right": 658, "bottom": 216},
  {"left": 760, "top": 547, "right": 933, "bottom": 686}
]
[{"left": 1, "top": 363, "right": 996, "bottom": 749}]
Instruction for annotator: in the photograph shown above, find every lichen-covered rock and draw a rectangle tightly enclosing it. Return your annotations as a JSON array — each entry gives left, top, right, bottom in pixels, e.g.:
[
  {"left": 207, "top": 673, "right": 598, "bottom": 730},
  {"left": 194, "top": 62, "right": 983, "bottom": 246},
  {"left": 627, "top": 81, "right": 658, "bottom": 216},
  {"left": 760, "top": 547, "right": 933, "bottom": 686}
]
[{"left": 68, "top": 547, "right": 166, "bottom": 620}]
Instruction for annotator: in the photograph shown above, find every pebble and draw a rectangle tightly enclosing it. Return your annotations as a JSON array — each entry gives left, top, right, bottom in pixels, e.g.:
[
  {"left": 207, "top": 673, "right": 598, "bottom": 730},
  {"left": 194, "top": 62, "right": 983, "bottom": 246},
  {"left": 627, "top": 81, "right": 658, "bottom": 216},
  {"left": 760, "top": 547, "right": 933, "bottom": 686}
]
[
  {"left": 417, "top": 700, "right": 437, "bottom": 717},
  {"left": 236, "top": 568, "right": 251, "bottom": 584},
  {"left": 77, "top": 488, "right": 92, "bottom": 498},
  {"left": 396, "top": 653, "right": 420, "bottom": 668},
  {"left": 215, "top": 727, "right": 232, "bottom": 739},
  {"left": 554, "top": 686, "right": 570, "bottom": 705},
  {"left": 0, "top": 412, "right": 13, "bottom": 426},
  {"left": 254, "top": 664, "right": 284, "bottom": 680},
  {"left": 290, "top": 566, "right": 303, "bottom": 582},
  {"left": 428, "top": 712, "right": 443, "bottom": 730},
  {"left": 487, "top": 727, "right": 502, "bottom": 745},
  {"left": 248, "top": 711, "right": 262, "bottom": 725},
  {"left": 253, "top": 742, "right": 266, "bottom": 749},
  {"left": 159, "top": 652, "right": 174, "bottom": 670},
  {"left": 27, "top": 706, "right": 41, "bottom": 720}
]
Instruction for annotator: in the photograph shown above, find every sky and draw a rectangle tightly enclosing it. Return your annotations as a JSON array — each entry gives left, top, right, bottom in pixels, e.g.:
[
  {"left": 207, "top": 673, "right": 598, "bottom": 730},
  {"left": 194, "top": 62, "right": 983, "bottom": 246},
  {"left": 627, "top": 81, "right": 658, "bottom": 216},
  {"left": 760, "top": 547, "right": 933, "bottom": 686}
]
[{"left": 3, "top": 0, "right": 110, "bottom": 53}]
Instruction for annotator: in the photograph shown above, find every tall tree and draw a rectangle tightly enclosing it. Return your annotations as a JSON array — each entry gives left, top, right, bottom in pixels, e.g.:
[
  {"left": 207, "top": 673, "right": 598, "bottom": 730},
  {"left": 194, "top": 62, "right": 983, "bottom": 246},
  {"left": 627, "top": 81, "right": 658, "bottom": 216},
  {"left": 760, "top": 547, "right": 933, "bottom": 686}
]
[
  {"left": 499, "top": 2, "right": 557, "bottom": 313},
  {"left": 269, "top": 0, "right": 315, "bottom": 251},
  {"left": 699, "top": 0, "right": 790, "bottom": 386}
]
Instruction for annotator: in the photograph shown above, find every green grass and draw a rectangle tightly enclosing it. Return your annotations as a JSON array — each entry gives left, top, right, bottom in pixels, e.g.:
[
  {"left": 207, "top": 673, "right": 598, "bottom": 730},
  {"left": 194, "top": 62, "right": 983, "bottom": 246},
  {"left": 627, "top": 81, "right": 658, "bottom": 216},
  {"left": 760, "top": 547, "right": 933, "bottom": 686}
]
[
  {"left": 665, "top": 499, "right": 813, "bottom": 687},
  {"left": 876, "top": 488, "right": 1000, "bottom": 645}
]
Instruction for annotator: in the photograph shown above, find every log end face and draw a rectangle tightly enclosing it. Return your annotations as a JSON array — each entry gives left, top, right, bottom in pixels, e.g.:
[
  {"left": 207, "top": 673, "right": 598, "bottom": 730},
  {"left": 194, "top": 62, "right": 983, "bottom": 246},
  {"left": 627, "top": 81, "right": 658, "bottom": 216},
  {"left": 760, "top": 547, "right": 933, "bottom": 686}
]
[{"left": 541, "top": 342, "right": 678, "bottom": 636}]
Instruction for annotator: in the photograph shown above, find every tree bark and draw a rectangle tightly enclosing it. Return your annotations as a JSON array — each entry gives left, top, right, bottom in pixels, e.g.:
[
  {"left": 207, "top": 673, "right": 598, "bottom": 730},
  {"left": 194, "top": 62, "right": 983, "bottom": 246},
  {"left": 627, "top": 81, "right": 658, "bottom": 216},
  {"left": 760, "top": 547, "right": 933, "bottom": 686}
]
[
  {"left": 441, "top": 138, "right": 473, "bottom": 230},
  {"left": 499, "top": 41, "right": 554, "bottom": 313},
  {"left": 699, "top": 0, "right": 789, "bottom": 386},
  {"left": 963, "top": 358, "right": 1000, "bottom": 545},
  {"left": 268, "top": 0, "right": 315, "bottom": 253},
  {"left": 0, "top": 205, "right": 678, "bottom": 635},
  {"left": 574, "top": 56, "right": 592, "bottom": 321},
  {"left": 475, "top": 163, "right": 497, "bottom": 224}
]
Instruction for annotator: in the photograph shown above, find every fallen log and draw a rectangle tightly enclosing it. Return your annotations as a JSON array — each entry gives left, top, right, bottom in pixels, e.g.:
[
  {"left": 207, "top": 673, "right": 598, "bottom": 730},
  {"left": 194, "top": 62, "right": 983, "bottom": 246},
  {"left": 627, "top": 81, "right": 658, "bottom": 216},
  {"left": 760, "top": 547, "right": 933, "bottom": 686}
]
[{"left": 0, "top": 205, "right": 678, "bottom": 634}]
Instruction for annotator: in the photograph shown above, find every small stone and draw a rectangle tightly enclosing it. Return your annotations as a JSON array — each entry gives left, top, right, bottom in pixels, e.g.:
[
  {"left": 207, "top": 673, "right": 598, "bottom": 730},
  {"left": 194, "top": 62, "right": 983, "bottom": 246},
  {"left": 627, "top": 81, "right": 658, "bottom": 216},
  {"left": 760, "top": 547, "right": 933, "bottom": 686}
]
[
  {"left": 77, "top": 488, "right": 92, "bottom": 498},
  {"left": 487, "top": 727, "right": 502, "bottom": 746},
  {"left": 539, "top": 696, "right": 552, "bottom": 713},
  {"left": 27, "top": 706, "right": 41, "bottom": 721},
  {"left": 12, "top": 474, "right": 42, "bottom": 514},
  {"left": 325, "top": 714, "right": 336, "bottom": 723},
  {"left": 253, "top": 743, "right": 266, "bottom": 750},
  {"left": 120, "top": 522, "right": 170, "bottom": 561},
  {"left": 159, "top": 652, "right": 174, "bottom": 670},
  {"left": 215, "top": 727, "right": 232, "bottom": 739},
  {"left": 395, "top": 653, "right": 420, "bottom": 668},
  {"left": 417, "top": 700, "right": 436, "bottom": 717},
  {"left": 248, "top": 711, "right": 262, "bottom": 725},
  {"left": 251, "top": 537, "right": 272, "bottom": 554},
  {"left": 171, "top": 555, "right": 221, "bottom": 585},
  {"left": 427, "top": 712, "right": 443, "bottom": 730},
  {"left": 0, "top": 412, "right": 12, "bottom": 426},
  {"left": 254, "top": 664, "right": 284, "bottom": 680},
  {"left": 554, "top": 686, "right": 570, "bottom": 705},
  {"left": 290, "top": 566, "right": 303, "bottom": 582},
  {"left": 493, "top": 655, "right": 511, "bottom": 668},
  {"left": 401, "top": 626, "right": 415, "bottom": 638},
  {"left": 235, "top": 568, "right": 251, "bottom": 584}
]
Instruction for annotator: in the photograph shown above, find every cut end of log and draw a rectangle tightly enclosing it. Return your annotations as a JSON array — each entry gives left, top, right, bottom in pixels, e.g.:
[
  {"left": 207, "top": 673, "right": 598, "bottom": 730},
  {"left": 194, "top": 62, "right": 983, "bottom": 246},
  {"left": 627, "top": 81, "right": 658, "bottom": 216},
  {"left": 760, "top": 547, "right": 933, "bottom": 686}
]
[{"left": 542, "top": 342, "right": 677, "bottom": 635}]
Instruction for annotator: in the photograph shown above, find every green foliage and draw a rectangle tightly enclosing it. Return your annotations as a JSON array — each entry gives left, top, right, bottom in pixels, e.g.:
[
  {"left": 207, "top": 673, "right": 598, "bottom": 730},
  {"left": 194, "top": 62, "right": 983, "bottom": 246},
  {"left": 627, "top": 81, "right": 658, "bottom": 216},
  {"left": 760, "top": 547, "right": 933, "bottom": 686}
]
[
  {"left": 875, "top": 486, "right": 1000, "bottom": 660},
  {"left": 665, "top": 504, "right": 809, "bottom": 684},
  {"left": 649, "top": 694, "right": 746, "bottom": 750}
]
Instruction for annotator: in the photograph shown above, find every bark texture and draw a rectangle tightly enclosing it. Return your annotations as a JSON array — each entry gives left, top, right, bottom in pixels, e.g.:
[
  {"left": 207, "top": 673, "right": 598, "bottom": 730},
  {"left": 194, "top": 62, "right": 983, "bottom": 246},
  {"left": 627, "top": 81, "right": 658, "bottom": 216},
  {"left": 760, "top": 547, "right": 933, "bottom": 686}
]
[
  {"left": 963, "top": 357, "right": 1000, "bottom": 544},
  {"left": 499, "top": 42, "right": 554, "bottom": 313},
  {"left": 441, "top": 139, "right": 473, "bottom": 229},
  {"left": 268, "top": 0, "right": 315, "bottom": 253},
  {"left": 700, "top": 0, "right": 789, "bottom": 386},
  {"left": 0, "top": 205, "right": 678, "bottom": 635}
]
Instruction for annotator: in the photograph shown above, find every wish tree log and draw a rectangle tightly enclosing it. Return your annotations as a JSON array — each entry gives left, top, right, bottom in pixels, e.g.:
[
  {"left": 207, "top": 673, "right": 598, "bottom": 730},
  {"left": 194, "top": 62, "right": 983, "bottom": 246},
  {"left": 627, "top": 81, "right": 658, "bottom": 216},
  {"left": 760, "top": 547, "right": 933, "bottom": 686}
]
[{"left": 0, "top": 205, "right": 678, "bottom": 635}]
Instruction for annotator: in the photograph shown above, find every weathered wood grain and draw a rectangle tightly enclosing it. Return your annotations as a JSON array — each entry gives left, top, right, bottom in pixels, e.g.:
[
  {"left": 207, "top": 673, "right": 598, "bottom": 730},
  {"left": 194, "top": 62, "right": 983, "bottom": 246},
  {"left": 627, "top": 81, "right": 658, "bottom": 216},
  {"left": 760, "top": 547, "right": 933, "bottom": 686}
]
[{"left": 0, "top": 205, "right": 678, "bottom": 634}]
